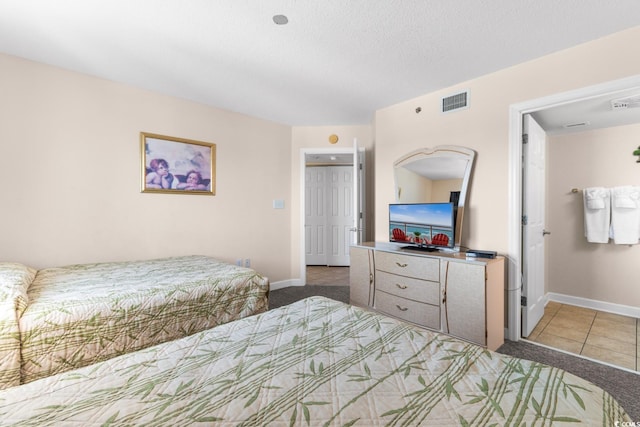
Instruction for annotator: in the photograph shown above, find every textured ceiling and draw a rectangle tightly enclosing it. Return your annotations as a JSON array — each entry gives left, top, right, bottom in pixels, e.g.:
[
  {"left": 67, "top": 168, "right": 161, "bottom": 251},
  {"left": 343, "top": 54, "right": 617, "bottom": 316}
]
[{"left": 1, "top": 1, "right": 639, "bottom": 126}]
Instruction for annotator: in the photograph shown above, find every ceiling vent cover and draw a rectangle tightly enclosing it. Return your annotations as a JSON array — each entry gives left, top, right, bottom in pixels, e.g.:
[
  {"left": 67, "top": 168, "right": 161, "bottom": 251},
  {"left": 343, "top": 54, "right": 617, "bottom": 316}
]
[
  {"left": 611, "top": 94, "right": 640, "bottom": 110},
  {"left": 441, "top": 91, "right": 469, "bottom": 113}
]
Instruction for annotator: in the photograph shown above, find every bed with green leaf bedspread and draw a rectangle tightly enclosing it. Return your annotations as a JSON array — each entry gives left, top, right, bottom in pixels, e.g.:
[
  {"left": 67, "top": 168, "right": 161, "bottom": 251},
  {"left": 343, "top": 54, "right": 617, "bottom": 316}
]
[
  {"left": 0, "top": 296, "right": 630, "bottom": 426},
  {"left": 0, "top": 255, "right": 269, "bottom": 389}
]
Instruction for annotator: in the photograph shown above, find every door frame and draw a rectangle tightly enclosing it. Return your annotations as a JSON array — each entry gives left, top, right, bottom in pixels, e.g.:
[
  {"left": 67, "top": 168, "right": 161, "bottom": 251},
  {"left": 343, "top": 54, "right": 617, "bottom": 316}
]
[
  {"left": 507, "top": 74, "right": 640, "bottom": 341},
  {"left": 299, "top": 147, "right": 359, "bottom": 286}
]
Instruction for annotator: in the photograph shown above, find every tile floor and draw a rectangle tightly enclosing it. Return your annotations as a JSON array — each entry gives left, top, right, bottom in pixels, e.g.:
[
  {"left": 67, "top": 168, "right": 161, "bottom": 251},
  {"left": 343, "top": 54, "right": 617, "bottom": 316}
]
[
  {"left": 305, "top": 266, "right": 349, "bottom": 286},
  {"left": 528, "top": 301, "right": 639, "bottom": 372}
]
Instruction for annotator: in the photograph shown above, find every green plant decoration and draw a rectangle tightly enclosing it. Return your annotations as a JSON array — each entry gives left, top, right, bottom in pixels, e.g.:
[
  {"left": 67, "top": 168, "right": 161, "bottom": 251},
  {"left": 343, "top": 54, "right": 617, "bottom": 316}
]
[{"left": 634, "top": 146, "right": 640, "bottom": 163}]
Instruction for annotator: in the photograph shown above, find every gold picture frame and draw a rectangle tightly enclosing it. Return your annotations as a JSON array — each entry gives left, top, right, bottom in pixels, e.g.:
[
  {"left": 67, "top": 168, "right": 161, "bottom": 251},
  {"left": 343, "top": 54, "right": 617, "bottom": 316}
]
[{"left": 141, "top": 132, "right": 216, "bottom": 195}]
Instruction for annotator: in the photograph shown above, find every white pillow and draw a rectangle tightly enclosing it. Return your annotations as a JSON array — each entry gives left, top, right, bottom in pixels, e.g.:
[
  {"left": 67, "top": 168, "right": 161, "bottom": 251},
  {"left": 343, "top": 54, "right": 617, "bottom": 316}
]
[{"left": 0, "top": 262, "right": 37, "bottom": 315}]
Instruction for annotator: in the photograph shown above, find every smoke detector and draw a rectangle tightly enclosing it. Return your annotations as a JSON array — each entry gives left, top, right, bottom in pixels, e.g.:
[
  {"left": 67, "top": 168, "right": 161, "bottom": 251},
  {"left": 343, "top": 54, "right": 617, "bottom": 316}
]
[
  {"left": 273, "top": 14, "right": 289, "bottom": 25},
  {"left": 611, "top": 94, "right": 640, "bottom": 110}
]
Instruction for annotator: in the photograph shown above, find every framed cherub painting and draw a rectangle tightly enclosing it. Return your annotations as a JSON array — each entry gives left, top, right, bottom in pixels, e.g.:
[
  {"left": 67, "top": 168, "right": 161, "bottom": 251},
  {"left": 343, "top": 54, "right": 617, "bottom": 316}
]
[{"left": 141, "top": 132, "right": 216, "bottom": 195}]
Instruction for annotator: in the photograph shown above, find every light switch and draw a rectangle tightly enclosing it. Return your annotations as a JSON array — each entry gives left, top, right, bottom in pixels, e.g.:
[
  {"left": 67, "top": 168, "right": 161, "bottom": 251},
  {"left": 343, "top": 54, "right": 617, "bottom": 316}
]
[{"left": 273, "top": 199, "right": 285, "bottom": 209}]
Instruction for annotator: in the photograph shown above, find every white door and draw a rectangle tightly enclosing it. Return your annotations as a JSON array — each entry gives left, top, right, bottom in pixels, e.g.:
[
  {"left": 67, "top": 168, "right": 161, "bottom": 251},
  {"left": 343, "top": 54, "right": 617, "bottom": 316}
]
[
  {"left": 305, "top": 165, "right": 354, "bottom": 266},
  {"left": 305, "top": 167, "right": 327, "bottom": 265},
  {"left": 327, "top": 166, "right": 353, "bottom": 266},
  {"left": 522, "top": 114, "right": 547, "bottom": 337}
]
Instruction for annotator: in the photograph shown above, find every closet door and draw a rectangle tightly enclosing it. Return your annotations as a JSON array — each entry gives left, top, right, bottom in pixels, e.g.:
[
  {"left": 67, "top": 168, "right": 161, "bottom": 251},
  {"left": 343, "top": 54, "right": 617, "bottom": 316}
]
[
  {"left": 326, "top": 166, "right": 353, "bottom": 266},
  {"left": 305, "top": 167, "right": 327, "bottom": 265},
  {"left": 305, "top": 166, "right": 354, "bottom": 266}
]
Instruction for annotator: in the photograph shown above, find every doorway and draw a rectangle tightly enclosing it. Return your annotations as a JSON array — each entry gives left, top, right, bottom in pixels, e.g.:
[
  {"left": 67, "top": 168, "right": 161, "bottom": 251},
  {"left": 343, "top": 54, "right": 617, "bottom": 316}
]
[
  {"left": 507, "top": 76, "right": 640, "bottom": 372},
  {"left": 507, "top": 74, "right": 640, "bottom": 342},
  {"left": 299, "top": 147, "right": 365, "bottom": 286}
]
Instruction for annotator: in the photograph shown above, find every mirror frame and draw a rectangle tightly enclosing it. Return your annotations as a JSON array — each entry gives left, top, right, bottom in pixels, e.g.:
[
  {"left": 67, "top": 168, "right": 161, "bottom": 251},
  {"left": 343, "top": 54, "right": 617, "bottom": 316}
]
[{"left": 393, "top": 145, "right": 476, "bottom": 251}]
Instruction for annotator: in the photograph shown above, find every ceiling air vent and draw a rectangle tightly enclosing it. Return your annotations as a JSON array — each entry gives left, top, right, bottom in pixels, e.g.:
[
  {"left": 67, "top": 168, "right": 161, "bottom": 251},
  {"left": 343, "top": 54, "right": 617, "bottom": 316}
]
[
  {"left": 611, "top": 94, "right": 640, "bottom": 110},
  {"left": 563, "top": 121, "right": 590, "bottom": 129},
  {"left": 441, "top": 90, "right": 469, "bottom": 113}
]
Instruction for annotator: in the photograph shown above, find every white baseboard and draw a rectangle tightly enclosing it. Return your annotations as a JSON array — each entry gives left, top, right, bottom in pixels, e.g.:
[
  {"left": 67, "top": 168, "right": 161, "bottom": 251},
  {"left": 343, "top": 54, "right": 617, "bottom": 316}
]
[
  {"left": 269, "top": 279, "right": 303, "bottom": 291},
  {"left": 547, "top": 292, "right": 640, "bottom": 319}
]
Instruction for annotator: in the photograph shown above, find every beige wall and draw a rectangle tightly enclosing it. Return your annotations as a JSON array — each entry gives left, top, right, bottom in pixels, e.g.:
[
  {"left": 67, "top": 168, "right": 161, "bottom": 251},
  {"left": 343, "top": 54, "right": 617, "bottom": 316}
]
[
  {"left": 0, "top": 54, "right": 293, "bottom": 283},
  {"left": 395, "top": 168, "right": 432, "bottom": 203},
  {"left": 547, "top": 123, "right": 640, "bottom": 306},
  {"left": 3, "top": 25, "right": 640, "bottom": 296},
  {"left": 432, "top": 179, "right": 463, "bottom": 204},
  {"left": 374, "top": 27, "right": 640, "bottom": 252}
]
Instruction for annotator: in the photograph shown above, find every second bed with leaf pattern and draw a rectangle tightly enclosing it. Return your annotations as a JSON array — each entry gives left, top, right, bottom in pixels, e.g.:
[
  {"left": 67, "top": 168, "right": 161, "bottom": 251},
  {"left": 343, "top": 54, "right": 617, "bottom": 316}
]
[{"left": 0, "top": 255, "right": 269, "bottom": 389}]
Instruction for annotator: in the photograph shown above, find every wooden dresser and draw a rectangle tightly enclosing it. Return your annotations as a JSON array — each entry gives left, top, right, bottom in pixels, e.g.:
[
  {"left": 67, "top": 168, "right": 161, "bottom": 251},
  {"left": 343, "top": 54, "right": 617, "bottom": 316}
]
[{"left": 349, "top": 242, "right": 505, "bottom": 351}]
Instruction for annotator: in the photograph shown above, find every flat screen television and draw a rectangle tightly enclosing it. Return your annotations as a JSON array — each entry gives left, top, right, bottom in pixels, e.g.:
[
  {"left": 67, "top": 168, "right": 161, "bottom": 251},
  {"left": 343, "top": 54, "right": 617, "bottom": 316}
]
[{"left": 389, "top": 202, "right": 455, "bottom": 250}]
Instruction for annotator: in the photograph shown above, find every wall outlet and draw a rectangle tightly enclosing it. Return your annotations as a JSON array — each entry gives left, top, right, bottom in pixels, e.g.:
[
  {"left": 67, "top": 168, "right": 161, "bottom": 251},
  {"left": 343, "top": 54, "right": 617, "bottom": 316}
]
[
  {"left": 235, "top": 259, "right": 242, "bottom": 266},
  {"left": 244, "top": 258, "right": 250, "bottom": 268}
]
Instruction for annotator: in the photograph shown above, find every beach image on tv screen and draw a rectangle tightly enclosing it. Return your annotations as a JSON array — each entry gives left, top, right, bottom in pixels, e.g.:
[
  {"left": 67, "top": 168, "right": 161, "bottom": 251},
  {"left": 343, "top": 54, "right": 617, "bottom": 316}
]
[{"left": 389, "top": 203, "right": 454, "bottom": 246}]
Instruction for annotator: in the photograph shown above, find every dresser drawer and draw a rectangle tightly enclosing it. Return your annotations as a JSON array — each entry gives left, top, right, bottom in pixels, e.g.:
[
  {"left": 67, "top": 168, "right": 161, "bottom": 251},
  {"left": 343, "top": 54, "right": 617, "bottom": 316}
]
[
  {"left": 376, "top": 271, "right": 440, "bottom": 305},
  {"left": 375, "top": 291, "right": 440, "bottom": 330},
  {"left": 375, "top": 251, "right": 439, "bottom": 281}
]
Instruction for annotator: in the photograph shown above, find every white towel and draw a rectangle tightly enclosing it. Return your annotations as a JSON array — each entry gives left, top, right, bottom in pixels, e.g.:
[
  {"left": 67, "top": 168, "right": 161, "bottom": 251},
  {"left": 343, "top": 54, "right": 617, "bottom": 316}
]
[
  {"left": 610, "top": 185, "right": 640, "bottom": 244},
  {"left": 583, "top": 187, "right": 610, "bottom": 243}
]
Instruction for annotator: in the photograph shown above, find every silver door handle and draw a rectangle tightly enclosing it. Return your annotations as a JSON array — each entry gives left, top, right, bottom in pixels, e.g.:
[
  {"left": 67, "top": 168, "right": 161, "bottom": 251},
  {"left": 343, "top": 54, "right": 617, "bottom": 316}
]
[{"left": 542, "top": 229, "right": 551, "bottom": 236}]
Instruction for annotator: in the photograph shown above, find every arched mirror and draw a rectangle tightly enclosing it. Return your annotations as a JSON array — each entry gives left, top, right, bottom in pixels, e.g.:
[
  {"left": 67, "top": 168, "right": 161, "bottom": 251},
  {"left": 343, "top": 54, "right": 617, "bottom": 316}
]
[{"left": 394, "top": 145, "right": 475, "bottom": 251}]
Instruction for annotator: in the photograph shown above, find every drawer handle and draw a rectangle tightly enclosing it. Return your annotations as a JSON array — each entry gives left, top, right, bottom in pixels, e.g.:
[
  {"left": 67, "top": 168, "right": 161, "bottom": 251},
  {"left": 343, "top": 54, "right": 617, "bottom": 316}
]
[
  {"left": 396, "top": 304, "right": 408, "bottom": 312},
  {"left": 395, "top": 283, "right": 407, "bottom": 290},
  {"left": 395, "top": 262, "right": 408, "bottom": 268}
]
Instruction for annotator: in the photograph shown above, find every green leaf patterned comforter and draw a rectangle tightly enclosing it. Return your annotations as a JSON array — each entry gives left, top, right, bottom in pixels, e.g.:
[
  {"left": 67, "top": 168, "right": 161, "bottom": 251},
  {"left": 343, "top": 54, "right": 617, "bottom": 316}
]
[
  {"left": 0, "top": 296, "right": 630, "bottom": 426},
  {"left": 0, "top": 255, "right": 269, "bottom": 389}
]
